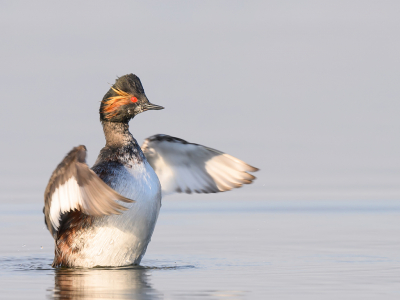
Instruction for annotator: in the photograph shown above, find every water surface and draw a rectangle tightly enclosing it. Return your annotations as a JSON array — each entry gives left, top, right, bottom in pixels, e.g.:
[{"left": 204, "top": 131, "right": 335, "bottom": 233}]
[{"left": 1, "top": 198, "right": 400, "bottom": 299}]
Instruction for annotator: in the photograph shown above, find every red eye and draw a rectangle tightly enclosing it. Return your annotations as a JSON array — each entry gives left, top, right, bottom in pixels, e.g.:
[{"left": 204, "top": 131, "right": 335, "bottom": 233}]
[{"left": 131, "top": 97, "right": 138, "bottom": 103}]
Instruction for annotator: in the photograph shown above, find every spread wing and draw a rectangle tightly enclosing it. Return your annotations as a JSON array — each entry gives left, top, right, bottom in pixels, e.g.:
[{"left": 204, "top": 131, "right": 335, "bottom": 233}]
[
  {"left": 141, "top": 134, "right": 258, "bottom": 196},
  {"left": 44, "top": 145, "right": 134, "bottom": 238}
]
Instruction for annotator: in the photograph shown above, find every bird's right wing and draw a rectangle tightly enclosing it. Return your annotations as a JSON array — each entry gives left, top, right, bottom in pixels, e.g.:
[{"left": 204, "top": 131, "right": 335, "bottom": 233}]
[
  {"left": 44, "top": 145, "right": 134, "bottom": 238},
  {"left": 141, "top": 134, "right": 258, "bottom": 196}
]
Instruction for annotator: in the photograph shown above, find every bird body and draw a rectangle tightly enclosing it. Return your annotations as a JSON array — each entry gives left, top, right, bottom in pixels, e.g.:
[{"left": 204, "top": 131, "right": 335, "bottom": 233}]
[
  {"left": 88, "top": 128, "right": 161, "bottom": 267},
  {"left": 44, "top": 74, "right": 258, "bottom": 268},
  {"left": 66, "top": 160, "right": 161, "bottom": 268}
]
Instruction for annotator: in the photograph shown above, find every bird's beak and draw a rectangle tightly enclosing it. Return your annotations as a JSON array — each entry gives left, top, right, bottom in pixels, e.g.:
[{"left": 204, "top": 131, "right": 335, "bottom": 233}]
[{"left": 144, "top": 103, "right": 164, "bottom": 111}]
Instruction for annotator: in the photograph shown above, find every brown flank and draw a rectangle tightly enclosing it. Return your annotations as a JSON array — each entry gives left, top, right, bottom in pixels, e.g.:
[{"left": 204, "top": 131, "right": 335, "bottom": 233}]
[{"left": 52, "top": 211, "right": 94, "bottom": 267}]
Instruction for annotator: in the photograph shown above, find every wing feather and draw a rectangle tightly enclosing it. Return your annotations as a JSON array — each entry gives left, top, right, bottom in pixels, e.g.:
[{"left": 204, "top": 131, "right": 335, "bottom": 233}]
[
  {"left": 44, "top": 145, "right": 134, "bottom": 238},
  {"left": 141, "top": 134, "right": 258, "bottom": 196}
]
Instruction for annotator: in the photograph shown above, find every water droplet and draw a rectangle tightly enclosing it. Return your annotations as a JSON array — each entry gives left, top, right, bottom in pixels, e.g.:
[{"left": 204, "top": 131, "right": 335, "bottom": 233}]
[
  {"left": 40, "top": 246, "right": 43, "bottom": 249},
  {"left": 22, "top": 244, "right": 26, "bottom": 247},
  {"left": 97, "top": 249, "right": 103, "bottom": 256},
  {"left": 110, "top": 240, "right": 114, "bottom": 245}
]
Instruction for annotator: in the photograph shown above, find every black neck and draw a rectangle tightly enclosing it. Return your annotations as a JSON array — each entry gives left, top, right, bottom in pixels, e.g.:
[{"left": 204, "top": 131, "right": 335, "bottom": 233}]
[
  {"left": 102, "top": 121, "right": 134, "bottom": 147},
  {"left": 95, "top": 121, "right": 145, "bottom": 166}
]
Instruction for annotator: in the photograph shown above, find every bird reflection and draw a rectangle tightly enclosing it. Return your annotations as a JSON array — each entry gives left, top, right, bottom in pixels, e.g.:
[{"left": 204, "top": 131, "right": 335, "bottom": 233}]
[{"left": 51, "top": 266, "right": 161, "bottom": 299}]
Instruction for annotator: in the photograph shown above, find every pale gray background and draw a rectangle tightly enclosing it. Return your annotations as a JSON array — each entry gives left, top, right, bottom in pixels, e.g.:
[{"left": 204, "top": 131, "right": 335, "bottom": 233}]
[
  {"left": 1, "top": 3, "right": 400, "bottom": 299},
  {"left": 1, "top": 1, "right": 399, "bottom": 202}
]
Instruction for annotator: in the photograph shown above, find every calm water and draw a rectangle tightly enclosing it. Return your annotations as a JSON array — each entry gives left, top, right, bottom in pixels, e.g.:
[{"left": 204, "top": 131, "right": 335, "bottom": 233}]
[{"left": 1, "top": 197, "right": 400, "bottom": 299}]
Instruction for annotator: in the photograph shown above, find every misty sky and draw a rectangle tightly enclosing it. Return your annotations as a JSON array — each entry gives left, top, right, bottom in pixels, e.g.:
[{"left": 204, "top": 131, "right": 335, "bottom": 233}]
[{"left": 1, "top": 1, "right": 399, "bottom": 201}]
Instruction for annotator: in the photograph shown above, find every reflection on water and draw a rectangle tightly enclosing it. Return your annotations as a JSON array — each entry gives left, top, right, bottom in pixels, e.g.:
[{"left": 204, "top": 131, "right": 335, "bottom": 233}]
[
  {"left": 51, "top": 263, "right": 195, "bottom": 300},
  {"left": 0, "top": 255, "right": 195, "bottom": 299},
  {"left": 52, "top": 266, "right": 161, "bottom": 300}
]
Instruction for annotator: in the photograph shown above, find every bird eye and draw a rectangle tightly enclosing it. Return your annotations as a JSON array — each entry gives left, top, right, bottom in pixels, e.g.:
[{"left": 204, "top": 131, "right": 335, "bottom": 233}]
[{"left": 131, "top": 97, "right": 138, "bottom": 103}]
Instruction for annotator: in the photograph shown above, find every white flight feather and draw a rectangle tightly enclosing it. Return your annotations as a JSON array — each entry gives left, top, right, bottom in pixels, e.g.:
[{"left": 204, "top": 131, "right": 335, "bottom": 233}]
[{"left": 49, "top": 177, "right": 83, "bottom": 230}]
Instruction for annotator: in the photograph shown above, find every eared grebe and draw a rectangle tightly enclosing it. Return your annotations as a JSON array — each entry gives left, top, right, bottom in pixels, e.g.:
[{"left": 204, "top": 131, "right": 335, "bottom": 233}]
[{"left": 44, "top": 74, "right": 258, "bottom": 267}]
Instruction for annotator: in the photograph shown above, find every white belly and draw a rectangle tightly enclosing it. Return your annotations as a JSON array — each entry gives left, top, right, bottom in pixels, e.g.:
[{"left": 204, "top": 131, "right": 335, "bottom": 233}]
[{"left": 72, "top": 161, "right": 162, "bottom": 267}]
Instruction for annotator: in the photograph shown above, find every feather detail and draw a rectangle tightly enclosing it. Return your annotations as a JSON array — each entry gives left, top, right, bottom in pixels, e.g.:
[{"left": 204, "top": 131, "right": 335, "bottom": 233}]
[
  {"left": 141, "top": 134, "right": 259, "bottom": 196},
  {"left": 44, "top": 145, "right": 134, "bottom": 238},
  {"left": 101, "top": 87, "right": 132, "bottom": 120}
]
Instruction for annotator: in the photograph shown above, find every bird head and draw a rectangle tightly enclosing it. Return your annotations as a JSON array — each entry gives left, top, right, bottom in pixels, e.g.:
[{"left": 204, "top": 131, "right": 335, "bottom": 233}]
[{"left": 100, "top": 74, "right": 164, "bottom": 123}]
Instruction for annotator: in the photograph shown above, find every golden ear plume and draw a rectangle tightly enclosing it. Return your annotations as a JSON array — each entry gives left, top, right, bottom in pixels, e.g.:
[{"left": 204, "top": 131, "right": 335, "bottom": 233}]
[{"left": 101, "top": 87, "right": 132, "bottom": 120}]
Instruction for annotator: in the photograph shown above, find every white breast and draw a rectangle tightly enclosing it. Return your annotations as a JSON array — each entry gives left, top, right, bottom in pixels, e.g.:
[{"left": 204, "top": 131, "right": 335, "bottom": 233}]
[{"left": 72, "top": 161, "right": 162, "bottom": 267}]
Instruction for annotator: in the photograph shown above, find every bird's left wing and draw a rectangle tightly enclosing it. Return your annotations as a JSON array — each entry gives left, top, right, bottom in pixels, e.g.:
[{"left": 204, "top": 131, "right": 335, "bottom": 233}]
[
  {"left": 141, "top": 134, "right": 258, "bottom": 196},
  {"left": 44, "top": 145, "right": 134, "bottom": 238}
]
